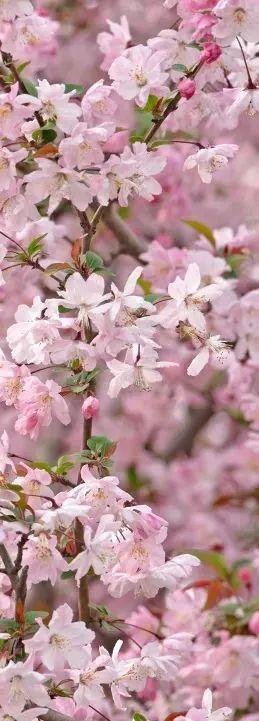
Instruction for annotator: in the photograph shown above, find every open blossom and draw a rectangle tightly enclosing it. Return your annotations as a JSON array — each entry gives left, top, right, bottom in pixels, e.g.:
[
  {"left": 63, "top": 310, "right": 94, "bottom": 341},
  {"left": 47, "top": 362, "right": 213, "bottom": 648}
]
[
  {"left": 161, "top": 263, "right": 224, "bottom": 332},
  {"left": 107, "top": 345, "right": 177, "bottom": 397},
  {"left": 70, "top": 646, "right": 115, "bottom": 706},
  {"left": 70, "top": 515, "right": 118, "bottom": 583},
  {"left": 101, "top": 266, "right": 155, "bottom": 322},
  {"left": 81, "top": 80, "right": 117, "bottom": 124},
  {"left": 109, "top": 44, "right": 169, "bottom": 107},
  {"left": 0, "top": 657, "right": 49, "bottom": 714},
  {"left": 15, "top": 466, "right": 54, "bottom": 509},
  {"left": 96, "top": 142, "right": 166, "bottom": 206},
  {"left": 25, "top": 159, "right": 93, "bottom": 214},
  {"left": 0, "top": 82, "right": 36, "bottom": 140},
  {"left": 104, "top": 553, "right": 200, "bottom": 598},
  {"left": 15, "top": 377, "right": 70, "bottom": 440},
  {"left": 214, "top": 0, "right": 259, "bottom": 43},
  {"left": 227, "top": 87, "right": 259, "bottom": 121},
  {"left": 57, "top": 272, "right": 111, "bottom": 337},
  {"left": 25, "top": 603, "right": 94, "bottom": 670},
  {"left": 34, "top": 80, "right": 81, "bottom": 133},
  {"left": 0, "top": 0, "right": 33, "bottom": 20},
  {"left": 187, "top": 334, "right": 231, "bottom": 375},
  {"left": 23, "top": 532, "right": 67, "bottom": 587},
  {"left": 1, "top": 13, "right": 58, "bottom": 63},
  {"left": 98, "top": 15, "right": 131, "bottom": 71},
  {"left": 7, "top": 299, "right": 62, "bottom": 365},
  {"left": 0, "top": 361, "right": 29, "bottom": 407},
  {"left": 175, "top": 688, "right": 232, "bottom": 721},
  {"left": 59, "top": 121, "right": 115, "bottom": 169},
  {"left": 184, "top": 144, "right": 239, "bottom": 183}
]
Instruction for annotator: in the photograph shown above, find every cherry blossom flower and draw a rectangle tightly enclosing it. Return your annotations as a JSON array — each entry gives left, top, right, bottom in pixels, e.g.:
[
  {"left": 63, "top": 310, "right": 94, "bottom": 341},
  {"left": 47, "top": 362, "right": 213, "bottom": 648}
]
[
  {"left": 59, "top": 121, "right": 115, "bottom": 169},
  {"left": 25, "top": 160, "right": 93, "bottom": 214},
  {"left": 214, "top": 0, "right": 259, "bottom": 43},
  {"left": 15, "top": 466, "right": 54, "bottom": 509},
  {"left": 23, "top": 532, "right": 68, "bottom": 587},
  {"left": 25, "top": 603, "right": 94, "bottom": 669},
  {"left": 57, "top": 272, "right": 111, "bottom": 337},
  {"left": 15, "top": 377, "right": 70, "bottom": 440},
  {"left": 184, "top": 144, "right": 239, "bottom": 183},
  {"left": 70, "top": 646, "right": 116, "bottom": 706},
  {"left": 98, "top": 15, "right": 131, "bottom": 71},
  {"left": 35, "top": 79, "right": 82, "bottom": 134},
  {"left": 107, "top": 345, "right": 177, "bottom": 397},
  {"left": 100, "top": 265, "right": 155, "bottom": 322},
  {"left": 162, "top": 263, "right": 224, "bottom": 332},
  {"left": 0, "top": 0, "right": 33, "bottom": 20},
  {"left": 0, "top": 657, "right": 49, "bottom": 714},
  {"left": 175, "top": 688, "right": 232, "bottom": 721},
  {"left": 1, "top": 13, "right": 58, "bottom": 63},
  {"left": 81, "top": 80, "right": 117, "bottom": 124},
  {"left": 187, "top": 334, "right": 231, "bottom": 375},
  {"left": 109, "top": 45, "right": 169, "bottom": 107}
]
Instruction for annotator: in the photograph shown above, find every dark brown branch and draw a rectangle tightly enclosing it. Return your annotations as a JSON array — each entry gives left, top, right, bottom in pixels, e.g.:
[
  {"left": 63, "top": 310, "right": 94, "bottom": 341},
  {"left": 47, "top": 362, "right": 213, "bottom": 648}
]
[
  {"left": 103, "top": 205, "right": 148, "bottom": 257},
  {"left": 164, "top": 404, "right": 213, "bottom": 460}
]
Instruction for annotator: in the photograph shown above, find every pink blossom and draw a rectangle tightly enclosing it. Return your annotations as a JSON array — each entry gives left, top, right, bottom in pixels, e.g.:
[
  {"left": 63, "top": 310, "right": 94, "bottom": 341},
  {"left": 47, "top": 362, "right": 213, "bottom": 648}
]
[
  {"left": 81, "top": 396, "right": 99, "bottom": 420},
  {"left": 23, "top": 532, "right": 68, "bottom": 587},
  {"left": 81, "top": 80, "right": 117, "bottom": 125},
  {"left": 107, "top": 345, "right": 177, "bottom": 398},
  {"left": 214, "top": 0, "right": 259, "bottom": 43},
  {"left": 178, "top": 78, "right": 196, "bottom": 99},
  {"left": 184, "top": 145, "right": 239, "bottom": 183},
  {"left": 0, "top": 656, "right": 49, "bottom": 714},
  {"left": 25, "top": 603, "right": 94, "bottom": 669},
  {"left": 15, "top": 377, "right": 70, "bottom": 440},
  {"left": 35, "top": 79, "right": 82, "bottom": 133},
  {"left": 25, "top": 159, "right": 94, "bottom": 214},
  {"left": 109, "top": 45, "right": 169, "bottom": 108},
  {"left": 98, "top": 15, "right": 131, "bottom": 71}
]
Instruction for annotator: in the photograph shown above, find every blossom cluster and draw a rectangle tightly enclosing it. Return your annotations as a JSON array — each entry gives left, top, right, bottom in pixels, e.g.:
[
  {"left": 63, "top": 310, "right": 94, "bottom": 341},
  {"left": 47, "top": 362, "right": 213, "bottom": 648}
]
[{"left": 0, "top": 1, "right": 258, "bottom": 721}]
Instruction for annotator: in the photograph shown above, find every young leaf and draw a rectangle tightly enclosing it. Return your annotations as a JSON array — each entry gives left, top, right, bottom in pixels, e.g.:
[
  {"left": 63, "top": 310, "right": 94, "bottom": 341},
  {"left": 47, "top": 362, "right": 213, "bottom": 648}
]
[
  {"left": 182, "top": 219, "right": 216, "bottom": 247},
  {"left": 65, "top": 83, "right": 84, "bottom": 95},
  {"left": 21, "top": 76, "right": 38, "bottom": 97}
]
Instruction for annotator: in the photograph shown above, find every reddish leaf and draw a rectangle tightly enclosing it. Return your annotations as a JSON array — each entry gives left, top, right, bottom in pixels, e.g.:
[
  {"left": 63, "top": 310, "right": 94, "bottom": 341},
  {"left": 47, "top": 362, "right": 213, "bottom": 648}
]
[
  {"left": 71, "top": 238, "right": 81, "bottom": 267},
  {"left": 34, "top": 143, "right": 58, "bottom": 157}
]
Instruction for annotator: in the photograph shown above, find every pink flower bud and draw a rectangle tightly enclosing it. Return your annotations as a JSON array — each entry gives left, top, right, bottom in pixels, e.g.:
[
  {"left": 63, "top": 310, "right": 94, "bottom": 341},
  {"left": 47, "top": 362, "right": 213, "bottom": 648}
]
[
  {"left": 201, "top": 42, "right": 222, "bottom": 64},
  {"left": 82, "top": 396, "right": 100, "bottom": 420},
  {"left": 178, "top": 78, "right": 196, "bottom": 100},
  {"left": 249, "top": 611, "right": 259, "bottom": 635},
  {"left": 239, "top": 567, "right": 251, "bottom": 586}
]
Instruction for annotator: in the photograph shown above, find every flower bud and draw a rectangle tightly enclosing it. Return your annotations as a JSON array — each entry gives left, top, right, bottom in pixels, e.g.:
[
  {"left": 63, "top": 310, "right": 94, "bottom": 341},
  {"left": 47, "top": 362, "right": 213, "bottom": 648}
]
[
  {"left": 201, "top": 42, "right": 222, "bottom": 64},
  {"left": 82, "top": 396, "right": 100, "bottom": 420},
  {"left": 178, "top": 78, "right": 196, "bottom": 100}
]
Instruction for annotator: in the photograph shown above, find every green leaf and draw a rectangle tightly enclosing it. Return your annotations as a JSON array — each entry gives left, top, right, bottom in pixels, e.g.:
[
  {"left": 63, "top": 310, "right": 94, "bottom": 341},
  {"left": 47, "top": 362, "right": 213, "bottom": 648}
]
[
  {"left": 133, "top": 714, "right": 147, "bottom": 721},
  {"left": 171, "top": 63, "right": 188, "bottom": 73},
  {"left": 189, "top": 550, "right": 230, "bottom": 580},
  {"left": 118, "top": 206, "right": 130, "bottom": 219},
  {"left": 182, "top": 219, "right": 216, "bottom": 247},
  {"left": 65, "top": 83, "right": 84, "bottom": 95},
  {"left": 127, "top": 465, "right": 145, "bottom": 490},
  {"left": 82, "top": 251, "right": 104, "bottom": 273},
  {"left": 61, "top": 570, "right": 76, "bottom": 580},
  {"left": 21, "top": 76, "right": 38, "bottom": 97},
  {"left": 54, "top": 455, "right": 75, "bottom": 476},
  {"left": 27, "top": 234, "right": 46, "bottom": 258},
  {"left": 137, "top": 278, "right": 152, "bottom": 295},
  {"left": 144, "top": 94, "right": 158, "bottom": 112},
  {"left": 144, "top": 293, "right": 165, "bottom": 303},
  {"left": 227, "top": 254, "right": 245, "bottom": 275},
  {"left": 33, "top": 121, "right": 57, "bottom": 144},
  {"left": 29, "top": 461, "right": 53, "bottom": 473},
  {"left": 25, "top": 610, "right": 49, "bottom": 624},
  {"left": 0, "top": 618, "right": 18, "bottom": 632}
]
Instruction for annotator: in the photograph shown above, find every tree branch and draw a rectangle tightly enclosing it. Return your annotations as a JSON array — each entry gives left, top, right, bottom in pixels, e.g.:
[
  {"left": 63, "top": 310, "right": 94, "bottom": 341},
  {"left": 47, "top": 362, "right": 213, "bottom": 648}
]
[
  {"left": 164, "top": 404, "right": 213, "bottom": 460},
  {"left": 103, "top": 205, "right": 148, "bottom": 257}
]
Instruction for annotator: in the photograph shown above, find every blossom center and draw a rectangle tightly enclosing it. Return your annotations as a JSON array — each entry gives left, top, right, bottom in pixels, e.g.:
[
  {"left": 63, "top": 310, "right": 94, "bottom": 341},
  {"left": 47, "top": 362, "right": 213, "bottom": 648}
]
[
  {"left": 133, "top": 67, "right": 147, "bottom": 87},
  {"left": 50, "top": 633, "right": 68, "bottom": 648},
  {"left": 234, "top": 7, "right": 246, "bottom": 24}
]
